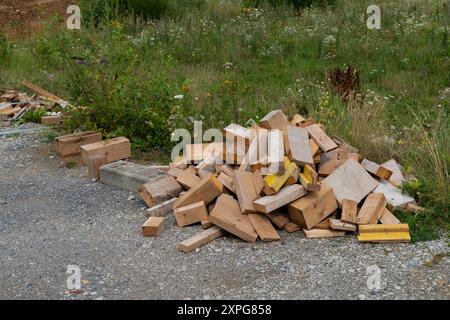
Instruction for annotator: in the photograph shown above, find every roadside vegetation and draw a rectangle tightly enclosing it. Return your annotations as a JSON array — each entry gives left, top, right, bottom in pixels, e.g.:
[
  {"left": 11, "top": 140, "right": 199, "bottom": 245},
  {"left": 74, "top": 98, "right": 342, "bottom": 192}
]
[{"left": 0, "top": 0, "right": 448, "bottom": 240}]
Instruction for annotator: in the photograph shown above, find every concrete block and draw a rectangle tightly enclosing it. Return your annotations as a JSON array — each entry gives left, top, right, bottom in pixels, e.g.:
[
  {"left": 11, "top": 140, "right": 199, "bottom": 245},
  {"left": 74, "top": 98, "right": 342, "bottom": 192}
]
[{"left": 99, "top": 161, "right": 166, "bottom": 193}]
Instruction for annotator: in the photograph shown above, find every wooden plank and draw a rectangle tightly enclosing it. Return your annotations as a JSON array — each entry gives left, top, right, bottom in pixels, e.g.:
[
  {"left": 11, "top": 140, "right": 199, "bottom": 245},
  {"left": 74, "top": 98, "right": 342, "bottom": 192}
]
[
  {"left": 201, "top": 219, "right": 214, "bottom": 229},
  {"left": 288, "top": 184, "right": 338, "bottom": 230},
  {"left": 0, "top": 102, "right": 14, "bottom": 113},
  {"left": 357, "top": 224, "right": 411, "bottom": 243},
  {"left": 318, "top": 159, "right": 345, "bottom": 176},
  {"left": 372, "top": 180, "right": 416, "bottom": 209},
  {"left": 284, "top": 165, "right": 299, "bottom": 187},
  {"left": 248, "top": 213, "right": 280, "bottom": 241},
  {"left": 224, "top": 123, "right": 250, "bottom": 146},
  {"left": 306, "top": 124, "right": 338, "bottom": 152},
  {"left": 174, "top": 201, "right": 209, "bottom": 227},
  {"left": 86, "top": 154, "right": 107, "bottom": 180},
  {"left": 323, "top": 159, "right": 380, "bottom": 205},
  {"left": 303, "top": 228, "right": 345, "bottom": 239},
  {"left": 209, "top": 194, "right": 258, "bottom": 242},
  {"left": 80, "top": 137, "right": 131, "bottom": 166},
  {"left": 265, "top": 129, "right": 285, "bottom": 172},
  {"left": 309, "top": 139, "right": 320, "bottom": 156},
  {"left": 263, "top": 157, "right": 298, "bottom": 195},
  {"left": 329, "top": 218, "right": 356, "bottom": 231},
  {"left": 142, "top": 217, "right": 165, "bottom": 237},
  {"left": 177, "top": 226, "right": 224, "bottom": 253},
  {"left": 362, "top": 159, "right": 393, "bottom": 180},
  {"left": 41, "top": 115, "right": 61, "bottom": 125},
  {"left": 217, "top": 172, "right": 235, "bottom": 192},
  {"left": 264, "top": 210, "right": 290, "bottom": 228},
  {"left": 254, "top": 184, "right": 307, "bottom": 214},
  {"left": 380, "top": 208, "right": 401, "bottom": 224},
  {"left": 233, "top": 171, "right": 259, "bottom": 214},
  {"left": 283, "top": 222, "right": 301, "bottom": 233},
  {"left": 252, "top": 170, "right": 265, "bottom": 195},
  {"left": 176, "top": 170, "right": 201, "bottom": 189},
  {"left": 55, "top": 131, "right": 102, "bottom": 157},
  {"left": 380, "top": 159, "right": 406, "bottom": 187},
  {"left": 259, "top": 109, "right": 289, "bottom": 131},
  {"left": 299, "top": 164, "right": 321, "bottom": 191},
  {"left": 173, "top": 174, "right": 223, "bottom": 209},
  {"left": 341, "top": 199, "right": 358, "bottom": 223},
  {"left": 167, "top": 167, "right": 184, "bottom": 178},
  {"left": 22, "top": 80, "right": 64, "bottom": 102},
  {"left": 287, "top": 125, "right": 314, "bottom": 166},
  {"left": 138, "top": 176, "right": 183, "bottom": 207},
  {"left": 146, "top": 198, "right": 177, "bottom": 217},
  {"left": 357, "top": 193, "right": 387, "bottom": 225},
  {"left": 331, "top": 136, "right": 359, "bottom": 154},
  {"left": 405, "top": 203, "right": 425, "bottom": 213}
]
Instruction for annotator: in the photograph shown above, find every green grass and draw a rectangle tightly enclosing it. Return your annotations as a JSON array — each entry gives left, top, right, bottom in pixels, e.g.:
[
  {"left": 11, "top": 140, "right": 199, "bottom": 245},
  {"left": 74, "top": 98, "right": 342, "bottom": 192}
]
[{"left": 0, "top": 0, "right": 448, "bottom": 240}]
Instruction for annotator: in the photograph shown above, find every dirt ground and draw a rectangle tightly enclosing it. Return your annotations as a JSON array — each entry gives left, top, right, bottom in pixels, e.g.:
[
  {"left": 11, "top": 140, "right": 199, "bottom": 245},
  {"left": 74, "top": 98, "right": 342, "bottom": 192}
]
[
  {"left": 0, "top": 0, "right": 73, "bottom": 38},
  {"left": 0, "top": 124, "right": 449, "bottom": 300}
]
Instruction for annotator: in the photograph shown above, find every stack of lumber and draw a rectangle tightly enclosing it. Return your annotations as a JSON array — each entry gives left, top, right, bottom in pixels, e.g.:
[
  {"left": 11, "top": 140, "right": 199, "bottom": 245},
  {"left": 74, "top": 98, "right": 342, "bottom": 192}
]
[{"left": 139, "top": 109, "right": 419, "bottom": 252}]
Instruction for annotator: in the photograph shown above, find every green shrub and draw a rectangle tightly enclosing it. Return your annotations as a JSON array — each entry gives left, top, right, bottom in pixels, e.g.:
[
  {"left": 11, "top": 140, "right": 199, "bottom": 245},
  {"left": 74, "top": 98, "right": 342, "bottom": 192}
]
[{"left": 23, "top": 109, "right": 47, "bottom": 124}]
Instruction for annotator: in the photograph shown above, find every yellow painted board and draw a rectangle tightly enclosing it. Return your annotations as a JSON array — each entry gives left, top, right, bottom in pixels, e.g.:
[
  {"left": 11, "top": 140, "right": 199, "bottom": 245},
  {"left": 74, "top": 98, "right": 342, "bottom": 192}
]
[
  {"left": 357, "top": 232, "right": 411, "bottom": 243},
  {"left": 264, "top": 157, "right": 298, "bottom": 193},
  {"left": 359, "top": 224, "right": 409, "bottom": 233}
]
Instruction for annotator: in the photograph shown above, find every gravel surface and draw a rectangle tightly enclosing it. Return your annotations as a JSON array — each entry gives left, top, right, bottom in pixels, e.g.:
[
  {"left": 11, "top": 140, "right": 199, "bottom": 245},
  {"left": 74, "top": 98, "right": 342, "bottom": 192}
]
[{"left": 0, "top": 125, "right": 449, "bottom": 300}]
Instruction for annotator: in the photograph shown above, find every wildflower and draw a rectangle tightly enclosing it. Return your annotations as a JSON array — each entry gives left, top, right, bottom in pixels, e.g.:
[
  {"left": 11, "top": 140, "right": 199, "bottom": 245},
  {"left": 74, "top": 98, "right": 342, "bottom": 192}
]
[
  {"left": 224, "top": 80, "right": 232, "bottom": 86},
  {"left": 206, "top": 92, "right": 212, "bottom": 98},
  {"left": 182, "top": 85, "right": 189, "bottom": 93},
  {"left": 174, "top": 95, "right": 184, "bottom": 100}
]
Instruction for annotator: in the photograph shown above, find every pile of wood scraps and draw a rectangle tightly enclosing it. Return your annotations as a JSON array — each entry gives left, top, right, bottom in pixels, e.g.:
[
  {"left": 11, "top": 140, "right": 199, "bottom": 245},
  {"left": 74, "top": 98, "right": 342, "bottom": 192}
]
[
  {"left": 138, "top": 109, "right": 420, "bottom": 252},
  {"left": 1, "top": 80, "right": 68, "bottom": 124}
]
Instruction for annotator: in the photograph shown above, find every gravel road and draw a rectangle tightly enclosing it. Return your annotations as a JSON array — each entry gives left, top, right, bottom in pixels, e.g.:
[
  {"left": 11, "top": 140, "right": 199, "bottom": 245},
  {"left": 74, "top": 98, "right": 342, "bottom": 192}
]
[{"left": 0, "top": 124, "right": 448, "bottom": 300}]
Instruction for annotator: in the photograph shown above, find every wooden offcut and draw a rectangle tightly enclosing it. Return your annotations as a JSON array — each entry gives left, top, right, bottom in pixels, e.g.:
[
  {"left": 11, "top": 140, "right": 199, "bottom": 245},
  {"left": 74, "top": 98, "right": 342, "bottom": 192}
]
[
  {"left": 233, "top": 171, "right": 259, "bottom": 214},
  {"left": 357, "top": 193, "right": 387, "bottom": 225},
  {"left": 146, "top": 198, "right": 177, "bottom": 217},
  {"left": 142, "top": 216, "right": 165, "bottom": 237},
  {"left": 304, "top": 228, "right": 345, "bottom": 239},
  {"left": 173, "top": 174, "right": 223, "bottom": 209},
  {"left": 283, "top": 222, "right": 301, "bottom": 233},
  {"left": 264, "top": 210, "right": 290, "bottom": 228},
  {"left": 138, "top": 176, "right": 183, "bottom": 207},
  {"left": 209, "top": 194, "right": 258, "bottom": 242},
  {"left": 80, "top": 137, "right": 131, "bottom": 166},
  {"left": 358, "top": 224, "right": 411, "bottom": 243},
  {"left": 174, "top": 201, "right": 209, "bottom": 227},
  {"left": 176, "top": 170, "right": 201, "bottom": 189},
  {"left": 248, "top": 213, "right": 280, "bottom": 241},
  {"left": 323, "top": 159, "right": 379, "bottom": 205},
  {"left": 379, "top": 208, "right": 401, "bottom": 224},
  {"left": 288, "top": 185, "right": 338, "bottom": 230},
  {"left": 287, "top": 125, "right": 314, "bottom": 166},
  {"left": 264, "top": 157, "right": 298, "bottom": 195},
  {"left": 329, "top": 219, "right": 356, "bottom": 232},
  {"left": 341, "top": 199, "right": 358, "bottom": 224},
  {"left": 306, "top": 124, "right": 338, "bottom": 152},
  {"left": 254, "top": 184, "right": 306, "bottom": 214},
  {"left": 41, "top": 115, "right": 61, "bottom": 125},
  {"left": 178, "top": 226, "right": 224, "bottom": 253},
  {"left": 55, "top": 131, "right": 102, "bottom": 157}
]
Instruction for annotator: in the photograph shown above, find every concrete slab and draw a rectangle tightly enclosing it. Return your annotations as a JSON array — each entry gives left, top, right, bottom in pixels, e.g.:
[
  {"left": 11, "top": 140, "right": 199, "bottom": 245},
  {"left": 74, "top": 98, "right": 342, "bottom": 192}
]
[{"left": 99, "top": 161, "right": 167, "bottom": 193}]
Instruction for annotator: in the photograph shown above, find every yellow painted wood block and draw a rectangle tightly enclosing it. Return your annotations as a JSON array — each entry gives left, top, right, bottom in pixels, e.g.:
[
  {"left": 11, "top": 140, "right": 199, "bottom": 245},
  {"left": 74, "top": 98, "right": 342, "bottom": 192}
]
[
  {"left": 357, "top": 224, "right": 411, "bottom": 243},
  {"left": 264, "top": 157, "right": 298, "bottom": 194}
]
